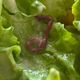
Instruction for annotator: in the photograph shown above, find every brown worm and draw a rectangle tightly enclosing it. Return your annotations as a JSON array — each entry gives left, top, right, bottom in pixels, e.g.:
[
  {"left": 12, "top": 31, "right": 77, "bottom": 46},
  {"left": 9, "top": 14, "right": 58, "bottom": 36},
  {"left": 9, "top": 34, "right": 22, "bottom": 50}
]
[{"left": 26, "top": 15, "right": 53, "bottom": 53}]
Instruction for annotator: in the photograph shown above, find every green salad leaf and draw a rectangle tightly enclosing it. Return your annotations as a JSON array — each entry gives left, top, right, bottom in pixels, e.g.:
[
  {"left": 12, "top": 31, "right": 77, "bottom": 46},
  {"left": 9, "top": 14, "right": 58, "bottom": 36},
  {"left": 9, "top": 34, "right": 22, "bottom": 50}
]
[
  {"left": 72, "top": 0, "right": 80, "bottom": 75},
  {"left": 15, "top": 0, "right": 45, "bottom": 16},
  {"left": 40, "top": 0, "right": 74, "bottom": 19},
  {"left": 3, "top": 0, "right": 18, "bottom": 14},
  {"left": 0, "top": 0, "right": 2, "bottom": 15},
  {"left": 0, "top": 0, "right": 80, "bottom": 80}
]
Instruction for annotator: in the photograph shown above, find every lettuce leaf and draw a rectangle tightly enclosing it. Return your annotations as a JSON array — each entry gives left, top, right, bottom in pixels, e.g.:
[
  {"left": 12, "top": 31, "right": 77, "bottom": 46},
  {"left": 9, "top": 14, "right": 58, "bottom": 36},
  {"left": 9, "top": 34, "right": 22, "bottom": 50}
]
[
  {"left": 0, "top": 0, "right": 2, "bottom": 15},
  {"left": 40, "top": 0, "right": 74, "bottom": 19},
  {"left": 0, "top": 12, "right": 28, "bottom": 80},
  {"left": 72, "top": 0, "right": 80, "bottom": 75},
  {"left": 2, "top": 12, "right": 79, "bottom": 80},
  {"left": 3, "top": 0, "right": 18, "bottom": 14},
  {"left": 15, "top": 0, "right": 45, "bottom": 16},
  {"left": 0, "top": 0, "right": 80, "bottom": 80}
]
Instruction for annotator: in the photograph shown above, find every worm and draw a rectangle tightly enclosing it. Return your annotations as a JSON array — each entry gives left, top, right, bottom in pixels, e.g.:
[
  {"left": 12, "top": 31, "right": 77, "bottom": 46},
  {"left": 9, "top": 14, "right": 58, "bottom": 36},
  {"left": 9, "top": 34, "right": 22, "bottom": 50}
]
[{"left": 26, "top": 15, "right": 53, "bottom": 53}]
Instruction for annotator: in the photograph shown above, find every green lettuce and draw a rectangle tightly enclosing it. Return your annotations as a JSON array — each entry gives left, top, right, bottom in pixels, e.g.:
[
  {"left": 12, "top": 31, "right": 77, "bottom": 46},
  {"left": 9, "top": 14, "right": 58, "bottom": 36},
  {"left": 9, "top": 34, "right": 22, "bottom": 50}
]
[
  {"left": 3, "top": 0, "right": 18, "bottom": 14},
  {"left": 72, "top": 0, "right": 80, "bottom": 75},
  {"left": 15, "top": 0, "right": 45, "bottom": 16},
  {"left": 40, "top": 0, "right": 74, "bottom": 19},
  {"left": 0, "top": 0, "right": 80, "bottom": 80}
]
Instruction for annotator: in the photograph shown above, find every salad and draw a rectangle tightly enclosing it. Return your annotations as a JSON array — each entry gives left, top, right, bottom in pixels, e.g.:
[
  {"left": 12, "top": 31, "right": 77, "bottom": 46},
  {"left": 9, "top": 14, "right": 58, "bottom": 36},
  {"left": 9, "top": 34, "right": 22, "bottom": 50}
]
[{"left": 0, "top": 0, "right": 80, "bottom": 80}]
